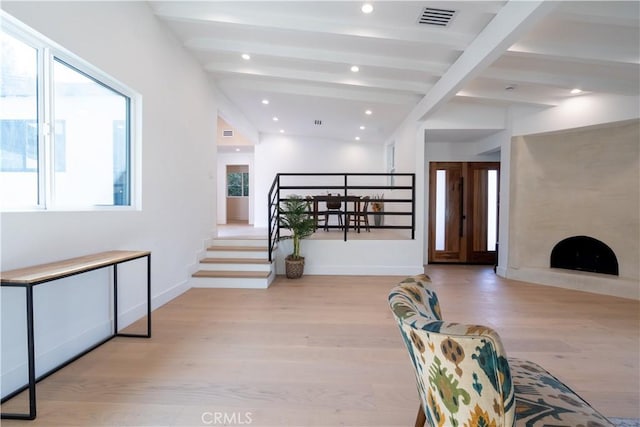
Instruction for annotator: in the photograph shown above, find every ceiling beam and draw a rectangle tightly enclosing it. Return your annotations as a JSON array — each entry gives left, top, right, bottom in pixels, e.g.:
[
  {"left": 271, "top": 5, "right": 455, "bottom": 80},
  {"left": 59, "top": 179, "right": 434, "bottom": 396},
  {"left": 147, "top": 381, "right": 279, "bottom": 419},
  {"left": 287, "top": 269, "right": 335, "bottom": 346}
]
[
  {"left": 505, "top": 48, "right": 639, "bottom": 67},
  {"left": 410, "top": 0, "right": 558, "bottom": 122},
  {"left": 204, "top": 62, "right": 430, "bottom": 93},
  {"left": 555, "top": 2, "right": 640, "bottom": 28},
  {"left": 482, "top": 66, "right": 640, "bottom": 95},
  {"left": 453, "top": 92, "right": 558, "bottom": 108},
  {"left": 185, "top": 37, "right": 450, "bottom": 76},
  {"left": 216, "top": 77, "right": 423, "bottom": 106},
  {"left": 216, "top": 76, "right": 422, "bottom": 106}
]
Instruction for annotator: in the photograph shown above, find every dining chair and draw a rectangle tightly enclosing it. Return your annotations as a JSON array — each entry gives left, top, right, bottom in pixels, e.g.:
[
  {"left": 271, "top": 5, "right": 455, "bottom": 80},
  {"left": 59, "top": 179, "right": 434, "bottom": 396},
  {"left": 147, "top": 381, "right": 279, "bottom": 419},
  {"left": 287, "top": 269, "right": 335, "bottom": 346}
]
[
  {"left": 323, "top": 194, "right": 344, "bottom": 231},
  {"left": 347, "top": 196, "right": 370, "bottom": 232}
]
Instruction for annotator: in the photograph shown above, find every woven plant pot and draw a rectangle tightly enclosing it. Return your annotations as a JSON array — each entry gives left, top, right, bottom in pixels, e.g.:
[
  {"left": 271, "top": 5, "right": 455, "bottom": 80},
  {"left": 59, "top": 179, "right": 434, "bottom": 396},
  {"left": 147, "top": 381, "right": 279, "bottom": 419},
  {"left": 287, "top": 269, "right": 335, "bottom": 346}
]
[{"left": 285, "top": 256, "right": 305, "bottom": 279}]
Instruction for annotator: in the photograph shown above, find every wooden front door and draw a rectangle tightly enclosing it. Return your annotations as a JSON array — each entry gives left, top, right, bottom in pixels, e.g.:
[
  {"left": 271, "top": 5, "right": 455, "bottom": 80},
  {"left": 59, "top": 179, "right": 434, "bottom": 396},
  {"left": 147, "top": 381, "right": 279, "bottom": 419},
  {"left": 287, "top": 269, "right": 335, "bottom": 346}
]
[{"left": 428, "top": 162, "right": 500, "bottom": 264}]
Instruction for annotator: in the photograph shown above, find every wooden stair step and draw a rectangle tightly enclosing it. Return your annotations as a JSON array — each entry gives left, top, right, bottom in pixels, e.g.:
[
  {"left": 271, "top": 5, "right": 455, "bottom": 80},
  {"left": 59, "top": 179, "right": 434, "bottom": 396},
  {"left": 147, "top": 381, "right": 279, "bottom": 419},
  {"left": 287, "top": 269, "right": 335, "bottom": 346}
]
[
  {"left": 207, "top": 246, "right": 268, "bottom": 251},
  {"left": 200, "top": 257, "right": 270, "bottom": 265},
  {"left": 192, "top": 270, "right": 270, "bottom": 279}
]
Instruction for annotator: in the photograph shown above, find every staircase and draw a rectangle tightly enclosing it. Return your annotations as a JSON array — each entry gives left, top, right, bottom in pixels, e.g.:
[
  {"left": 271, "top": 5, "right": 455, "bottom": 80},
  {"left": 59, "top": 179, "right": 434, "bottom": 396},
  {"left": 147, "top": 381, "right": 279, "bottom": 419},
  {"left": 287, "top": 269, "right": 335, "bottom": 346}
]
[{"left": 190, "top": 238, "right": 276, "bottom": 289}]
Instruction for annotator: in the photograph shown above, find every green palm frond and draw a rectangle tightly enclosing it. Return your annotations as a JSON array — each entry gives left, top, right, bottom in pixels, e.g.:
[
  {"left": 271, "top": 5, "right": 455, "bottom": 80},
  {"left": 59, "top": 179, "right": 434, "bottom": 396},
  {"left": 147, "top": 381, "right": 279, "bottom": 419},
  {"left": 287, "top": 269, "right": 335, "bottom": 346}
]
[{"left": 278, "top": 195, "right": 316, "bottom": 259}]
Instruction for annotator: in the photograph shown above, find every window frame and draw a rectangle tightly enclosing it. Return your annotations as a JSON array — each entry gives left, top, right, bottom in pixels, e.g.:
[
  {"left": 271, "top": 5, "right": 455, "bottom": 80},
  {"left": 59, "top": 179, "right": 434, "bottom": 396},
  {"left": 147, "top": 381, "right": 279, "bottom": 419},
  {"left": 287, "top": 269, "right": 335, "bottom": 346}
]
[
  {"left": 1, "top": 12, "right": 141, "bottom": 212},
  {"left": 226, "top": 171, "right": 249, "bottom": 198}
]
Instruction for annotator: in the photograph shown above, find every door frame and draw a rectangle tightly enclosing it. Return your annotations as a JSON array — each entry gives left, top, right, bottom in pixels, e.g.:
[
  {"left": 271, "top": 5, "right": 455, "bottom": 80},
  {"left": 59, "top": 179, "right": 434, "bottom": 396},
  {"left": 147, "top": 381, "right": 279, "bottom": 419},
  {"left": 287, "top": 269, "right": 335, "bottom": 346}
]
[{"left": 428, "top": 161, "right": 500, "bottom": 264}]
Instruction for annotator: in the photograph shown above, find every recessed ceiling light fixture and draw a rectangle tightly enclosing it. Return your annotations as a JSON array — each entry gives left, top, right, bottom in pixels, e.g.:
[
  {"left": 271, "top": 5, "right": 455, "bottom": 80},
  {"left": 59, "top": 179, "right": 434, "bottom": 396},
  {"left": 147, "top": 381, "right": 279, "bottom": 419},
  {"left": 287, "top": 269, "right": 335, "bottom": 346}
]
[
  {"left": 350, "top": 65, "right": 360, "bottom": 73},
  {"left": 262, "top": 99, "right": 269, "bottom": 105},
  {"left": 365, "top": 109, "right": 372, "bottom": 115},
  {"left": 273, "top": 116, "right": 279, "bottom": 121},
  {"left": 571, "top": 88, "right": 582, "bottom": 94},
  {"left": 241, "top": 53, "right": 251, "bottom": 60},
  {"left": 355, "top": 136, "right": 361, "bottom": 141},
  {"left": 279, "top": 129, "right": 285, "bottom": 133},
  {"left": 235, "top": 148, "right": 241, "bottom": 152},
  {"left": 359, "top": 125, "right": 366, "bottom": 130},
  {"left": 361, "top": 3, "right": 373, "bottom": 14}
]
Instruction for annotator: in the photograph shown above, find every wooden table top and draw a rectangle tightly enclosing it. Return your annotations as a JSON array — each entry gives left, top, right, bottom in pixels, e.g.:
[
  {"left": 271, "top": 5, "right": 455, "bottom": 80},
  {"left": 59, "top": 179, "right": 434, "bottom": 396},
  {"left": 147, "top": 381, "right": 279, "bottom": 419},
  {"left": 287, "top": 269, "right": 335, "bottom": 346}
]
[
  {"left": 0, "top": 250, "right": 150, "bottom": 285},
  {"left": 311, "top": 195, "right": 363, "bottom": 201}
]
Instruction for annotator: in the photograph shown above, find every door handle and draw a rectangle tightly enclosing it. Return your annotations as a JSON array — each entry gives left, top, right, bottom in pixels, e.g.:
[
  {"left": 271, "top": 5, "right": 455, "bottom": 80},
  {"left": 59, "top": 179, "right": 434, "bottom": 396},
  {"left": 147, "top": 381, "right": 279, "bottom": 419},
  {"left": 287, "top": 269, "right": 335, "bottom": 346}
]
[{"left": 459, "top": 177, "right": 464, "bottom": 237}]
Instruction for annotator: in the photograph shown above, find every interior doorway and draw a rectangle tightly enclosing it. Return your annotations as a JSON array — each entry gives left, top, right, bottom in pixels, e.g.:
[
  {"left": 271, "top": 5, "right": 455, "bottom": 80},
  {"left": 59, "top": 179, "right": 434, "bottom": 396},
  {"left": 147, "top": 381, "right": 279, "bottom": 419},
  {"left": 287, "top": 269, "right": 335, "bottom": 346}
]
[
  {"left": 428, "top": 162, "right": 500, "bottom": 264},
  {"left": 226, "top": 164, "right": 249, "bottom": 223}
]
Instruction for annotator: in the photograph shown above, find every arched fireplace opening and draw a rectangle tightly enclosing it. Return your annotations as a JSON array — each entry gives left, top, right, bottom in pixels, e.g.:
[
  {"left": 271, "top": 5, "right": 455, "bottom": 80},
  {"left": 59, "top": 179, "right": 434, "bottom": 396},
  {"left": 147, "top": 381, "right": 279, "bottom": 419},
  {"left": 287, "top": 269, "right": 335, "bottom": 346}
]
[{"left": 550, "top": 236, "right": 618, "bottom": 276}]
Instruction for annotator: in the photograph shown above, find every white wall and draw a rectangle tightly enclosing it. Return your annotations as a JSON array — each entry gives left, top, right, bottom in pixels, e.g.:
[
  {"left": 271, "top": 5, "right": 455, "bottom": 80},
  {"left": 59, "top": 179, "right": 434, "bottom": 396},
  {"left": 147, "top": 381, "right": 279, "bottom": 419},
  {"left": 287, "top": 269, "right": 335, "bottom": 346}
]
[
  {"left": 1, "top": 2, "right": 218, "bottom": 397},
  {"left": 513, "top": 93, "right": 640, "bottom": 137},
  {"left": 253, "top": 134, "right": 385, "bottom": 227}
]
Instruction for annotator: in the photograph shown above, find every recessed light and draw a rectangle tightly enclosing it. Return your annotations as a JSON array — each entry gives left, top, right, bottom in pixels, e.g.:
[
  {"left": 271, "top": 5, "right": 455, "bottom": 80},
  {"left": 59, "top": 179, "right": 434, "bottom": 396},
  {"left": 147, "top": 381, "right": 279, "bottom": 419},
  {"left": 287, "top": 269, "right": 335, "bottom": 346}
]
[
  {"left": 361, "top": 3, "right": 373, "bottom": 14},
  {"left": 365, "top": 109, "right": 372, "bottom": 115},
  {"left": 279, "top": 129, "right": 285, "bottom": 133},
  {"left": 355, "top": 136, "right": 361, "bottom": 141},
  {"left": 273, "top": 116, "right": 279, "bottom": 121},
  {"left": 571, "top": 88, "right": 582, "bottom": 94},
  {"left": 235, "top": 148, "right": 241, "bottom": 152},
  {"left": 350, "top": 65, "right": 360, "bottom": 73},
  {"left": 262, "top": 99, "right": 269, "bottom": 105},
  {"left": 359, "top": 125, "right": 366, "bottom": 130},
  {"left": 241, "top": 53, "right": 251, "bottom": 60}
]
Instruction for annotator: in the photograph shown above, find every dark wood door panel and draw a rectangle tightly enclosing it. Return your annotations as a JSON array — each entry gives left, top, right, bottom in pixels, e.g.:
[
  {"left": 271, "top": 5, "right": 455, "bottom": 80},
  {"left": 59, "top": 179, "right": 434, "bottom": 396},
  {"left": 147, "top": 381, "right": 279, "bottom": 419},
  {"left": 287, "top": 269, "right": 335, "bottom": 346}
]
[{"left": 429, "top": 161, "right": 499, "bottom": 265}]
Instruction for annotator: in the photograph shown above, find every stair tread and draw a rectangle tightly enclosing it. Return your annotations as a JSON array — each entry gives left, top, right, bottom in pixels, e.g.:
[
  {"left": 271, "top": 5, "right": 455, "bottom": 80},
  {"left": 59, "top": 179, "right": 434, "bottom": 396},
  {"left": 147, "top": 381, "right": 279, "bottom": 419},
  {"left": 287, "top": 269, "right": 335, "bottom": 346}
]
[
  {"left": 192, "top": 270, "right": 271, "bottom": 279},
  {"left": 207, "top": 245, "right": 269, "bottom": 251},
  {"left": 201, "top": 257, "right": 270, "bottom": 264}
]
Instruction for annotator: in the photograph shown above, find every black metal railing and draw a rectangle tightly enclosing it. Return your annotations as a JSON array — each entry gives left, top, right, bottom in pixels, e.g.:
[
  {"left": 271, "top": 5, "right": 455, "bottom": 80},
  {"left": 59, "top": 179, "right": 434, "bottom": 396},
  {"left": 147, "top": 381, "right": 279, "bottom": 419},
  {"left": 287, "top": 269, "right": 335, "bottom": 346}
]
[{"left": 268, "top": 173, "right": 416, "bottom": 261}]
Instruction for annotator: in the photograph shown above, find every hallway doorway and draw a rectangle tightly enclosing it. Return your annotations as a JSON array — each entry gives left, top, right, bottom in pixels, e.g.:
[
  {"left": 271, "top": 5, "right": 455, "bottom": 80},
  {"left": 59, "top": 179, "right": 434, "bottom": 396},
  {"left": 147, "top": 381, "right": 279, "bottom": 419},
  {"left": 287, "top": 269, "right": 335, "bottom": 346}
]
[{"left": 226, "top": 164, "right": 249, "bottom": 222}]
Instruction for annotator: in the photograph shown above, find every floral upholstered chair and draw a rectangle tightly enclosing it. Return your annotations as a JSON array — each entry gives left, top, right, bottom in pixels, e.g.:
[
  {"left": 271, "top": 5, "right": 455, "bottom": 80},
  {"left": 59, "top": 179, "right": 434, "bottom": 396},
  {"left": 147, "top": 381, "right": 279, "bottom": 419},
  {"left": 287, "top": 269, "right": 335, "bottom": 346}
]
[{"left": 388, "top": 274, "right": 613, "bottom": 427}]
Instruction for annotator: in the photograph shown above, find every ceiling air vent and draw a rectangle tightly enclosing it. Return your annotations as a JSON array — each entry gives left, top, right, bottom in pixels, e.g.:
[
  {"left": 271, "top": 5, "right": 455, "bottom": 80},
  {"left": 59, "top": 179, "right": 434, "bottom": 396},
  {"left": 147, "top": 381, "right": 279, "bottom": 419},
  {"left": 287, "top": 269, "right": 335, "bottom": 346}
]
[
  {"left": 418, "top": 7, "right": 456, "bottom": 27},
  {"left": 223, "top": 129, "right": 233, "bottom": 137},
  {"left": 314, "top": 120, "right": 322, "bottom": 125}
]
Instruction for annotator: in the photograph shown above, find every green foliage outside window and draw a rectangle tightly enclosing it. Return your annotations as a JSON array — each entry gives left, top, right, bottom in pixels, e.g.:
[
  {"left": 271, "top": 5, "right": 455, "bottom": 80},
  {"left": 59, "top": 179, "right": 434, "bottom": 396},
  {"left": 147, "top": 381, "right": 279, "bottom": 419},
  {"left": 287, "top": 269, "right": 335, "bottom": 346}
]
[{"left": 227, "top": 172, "right": 249, "bottom": 197}]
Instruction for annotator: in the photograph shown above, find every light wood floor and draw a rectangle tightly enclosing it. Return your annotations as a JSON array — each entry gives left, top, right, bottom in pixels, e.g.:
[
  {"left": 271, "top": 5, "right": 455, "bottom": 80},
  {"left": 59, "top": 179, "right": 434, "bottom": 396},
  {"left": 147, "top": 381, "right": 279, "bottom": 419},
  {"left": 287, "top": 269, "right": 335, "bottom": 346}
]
[{"left": 2, "top": 265, "right": 638, "bottom": 426}]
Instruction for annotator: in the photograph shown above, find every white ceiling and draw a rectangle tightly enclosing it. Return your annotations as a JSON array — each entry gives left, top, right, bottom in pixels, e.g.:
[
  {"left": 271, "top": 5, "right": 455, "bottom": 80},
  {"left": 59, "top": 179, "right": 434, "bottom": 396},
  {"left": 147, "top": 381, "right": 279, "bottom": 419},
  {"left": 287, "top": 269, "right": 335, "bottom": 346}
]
[{"left": 150, "top": 1, "right": 640, "bottom": 144}]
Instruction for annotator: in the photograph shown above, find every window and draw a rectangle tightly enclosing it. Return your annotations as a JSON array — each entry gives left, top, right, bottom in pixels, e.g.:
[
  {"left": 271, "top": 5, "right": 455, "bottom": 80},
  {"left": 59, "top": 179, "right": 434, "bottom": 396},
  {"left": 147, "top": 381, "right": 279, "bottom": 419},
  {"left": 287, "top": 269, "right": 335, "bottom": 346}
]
[
  {"left": 0, "top": 15, "right": 137, "bottom": 210},
  {"left": 386, "top": 142, "right": 395, "bottom": 186},
  {"left": 227, "top": 172, "right": 249, "bottom": 197}
]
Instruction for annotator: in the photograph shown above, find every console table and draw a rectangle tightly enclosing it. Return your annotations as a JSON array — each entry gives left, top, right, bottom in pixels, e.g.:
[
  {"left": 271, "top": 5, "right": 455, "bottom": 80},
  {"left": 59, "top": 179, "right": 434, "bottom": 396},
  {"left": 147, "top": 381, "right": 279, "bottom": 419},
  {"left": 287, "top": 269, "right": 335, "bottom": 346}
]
[{"left": 0, "top": 250, "right": 152, "bottom": 420}]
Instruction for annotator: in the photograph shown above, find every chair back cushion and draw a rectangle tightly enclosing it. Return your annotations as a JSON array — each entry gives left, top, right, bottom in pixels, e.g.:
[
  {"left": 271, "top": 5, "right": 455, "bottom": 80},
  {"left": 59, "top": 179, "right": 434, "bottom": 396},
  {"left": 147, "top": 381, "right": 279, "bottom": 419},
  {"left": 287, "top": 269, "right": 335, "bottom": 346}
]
[{"left": 389, "top": 275, "right": 516, "bottom": 427}]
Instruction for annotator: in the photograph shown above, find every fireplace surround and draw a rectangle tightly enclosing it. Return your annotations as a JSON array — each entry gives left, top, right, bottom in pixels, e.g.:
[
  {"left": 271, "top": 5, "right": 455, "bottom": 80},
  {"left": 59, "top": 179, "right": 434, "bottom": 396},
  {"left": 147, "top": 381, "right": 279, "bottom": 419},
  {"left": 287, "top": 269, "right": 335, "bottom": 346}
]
[{"left": 507, "top": 120, "right": 638, "bottom": 299}]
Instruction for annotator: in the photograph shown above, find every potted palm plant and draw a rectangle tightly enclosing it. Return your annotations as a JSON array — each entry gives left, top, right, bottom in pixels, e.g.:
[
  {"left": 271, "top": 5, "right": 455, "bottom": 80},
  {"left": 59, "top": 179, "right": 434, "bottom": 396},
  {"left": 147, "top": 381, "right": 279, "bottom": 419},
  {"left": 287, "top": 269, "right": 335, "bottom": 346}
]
[{"left": 278, "top": 195, "right": 316, "bottom": 278}]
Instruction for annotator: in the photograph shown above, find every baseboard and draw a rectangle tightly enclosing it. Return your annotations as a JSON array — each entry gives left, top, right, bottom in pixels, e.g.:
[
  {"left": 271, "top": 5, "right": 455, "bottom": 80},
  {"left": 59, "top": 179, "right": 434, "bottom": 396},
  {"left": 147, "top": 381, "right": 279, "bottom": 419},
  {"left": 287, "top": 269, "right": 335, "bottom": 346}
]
[
  {"left": 149, "top": 278, "right": 191, "bottom": 311},
  {"left": 1, "top": 277, "right": 192, "bottom": 400},
  {"left": 298, "top": 265, "right": 423, "bottom": 276}
]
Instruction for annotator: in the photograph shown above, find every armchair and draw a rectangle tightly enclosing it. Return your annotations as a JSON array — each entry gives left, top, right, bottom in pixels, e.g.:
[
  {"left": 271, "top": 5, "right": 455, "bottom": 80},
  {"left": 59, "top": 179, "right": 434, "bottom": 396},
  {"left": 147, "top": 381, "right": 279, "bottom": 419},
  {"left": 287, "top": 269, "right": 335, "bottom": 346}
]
[{"left": 388, "top": 274, "right": 613, "bottom": 427}]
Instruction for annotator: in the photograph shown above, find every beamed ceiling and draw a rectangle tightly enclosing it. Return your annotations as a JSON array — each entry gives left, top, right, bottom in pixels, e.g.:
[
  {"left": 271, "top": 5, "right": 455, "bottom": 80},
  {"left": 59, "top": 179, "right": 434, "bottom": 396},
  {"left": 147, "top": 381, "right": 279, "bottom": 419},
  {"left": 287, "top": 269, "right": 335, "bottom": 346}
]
[{"left": 149, "top": 1, "right": 640, "bottom": 144}]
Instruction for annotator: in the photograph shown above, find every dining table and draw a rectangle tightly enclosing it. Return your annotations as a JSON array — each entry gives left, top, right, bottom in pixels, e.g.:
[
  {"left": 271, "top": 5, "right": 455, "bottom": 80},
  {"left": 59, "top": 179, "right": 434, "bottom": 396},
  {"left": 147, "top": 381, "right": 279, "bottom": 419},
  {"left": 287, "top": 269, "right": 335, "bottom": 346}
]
[{"left": 309, "top": 195, "right": 363, "bottom": 231}]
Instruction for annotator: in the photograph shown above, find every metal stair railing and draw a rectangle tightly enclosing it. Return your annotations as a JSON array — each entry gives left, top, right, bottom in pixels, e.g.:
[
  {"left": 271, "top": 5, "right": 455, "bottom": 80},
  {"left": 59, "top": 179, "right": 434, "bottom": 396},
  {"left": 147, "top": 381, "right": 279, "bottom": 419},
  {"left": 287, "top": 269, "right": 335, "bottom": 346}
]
[{"left": 267, "top": 173, "right": 415, "bottom": 262}]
